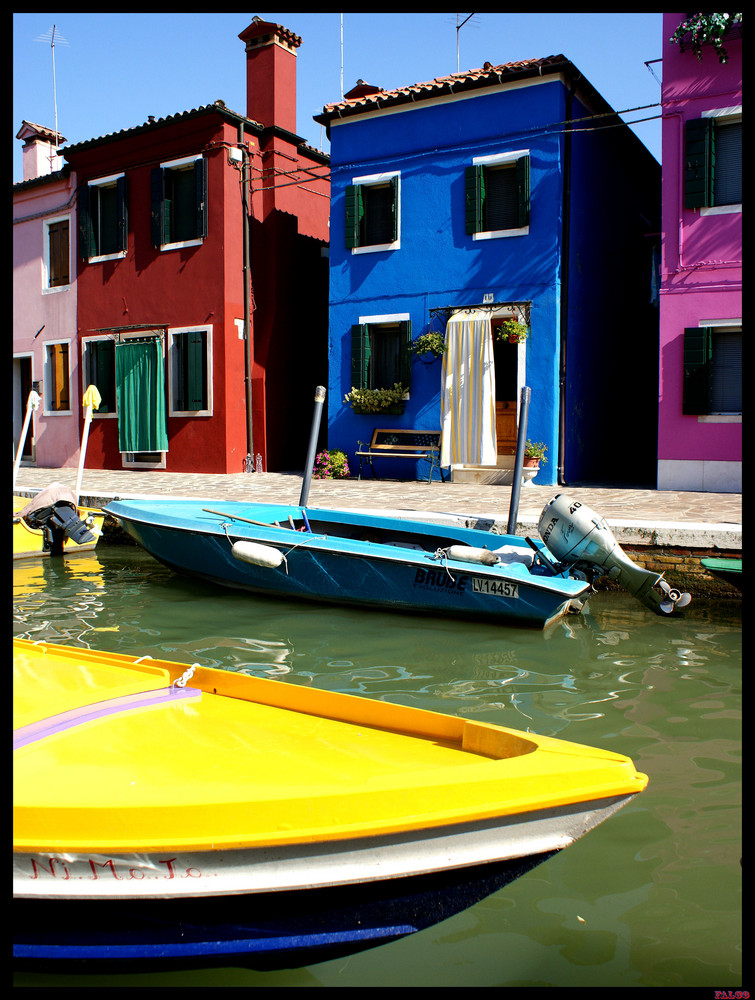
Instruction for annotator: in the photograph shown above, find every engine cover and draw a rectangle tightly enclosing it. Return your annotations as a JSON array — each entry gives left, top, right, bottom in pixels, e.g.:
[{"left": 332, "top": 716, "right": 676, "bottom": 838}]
[{"left": 538, "top": 494, "right": 691, "bottom": 615}]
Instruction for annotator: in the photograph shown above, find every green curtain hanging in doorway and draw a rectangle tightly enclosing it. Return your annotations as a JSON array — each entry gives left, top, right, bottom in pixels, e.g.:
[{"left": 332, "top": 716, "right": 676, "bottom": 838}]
[{"left": 115, "top": 339, "right": 169, "bottom": 453}]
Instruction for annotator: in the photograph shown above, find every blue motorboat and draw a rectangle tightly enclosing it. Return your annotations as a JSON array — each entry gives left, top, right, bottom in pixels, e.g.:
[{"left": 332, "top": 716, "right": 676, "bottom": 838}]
[
  {"left": 105, "top": 494, "right": 691, "bottom": 627},
  {"left": 105, "top": 499, "right": 590, "bottom": 628}
]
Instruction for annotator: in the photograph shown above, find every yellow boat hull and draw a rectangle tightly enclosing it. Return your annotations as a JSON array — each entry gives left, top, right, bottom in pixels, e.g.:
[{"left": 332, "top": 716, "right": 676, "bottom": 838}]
[{"left": 14, "top": 639, "right": 647, "bottom": 901}]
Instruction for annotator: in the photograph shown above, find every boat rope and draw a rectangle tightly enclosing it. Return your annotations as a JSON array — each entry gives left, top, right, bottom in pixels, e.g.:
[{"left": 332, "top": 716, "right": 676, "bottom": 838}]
[
  {"left": 172, "top": 663, "right": 199, "bottom": 688},
  {"left": 430, "top": 547, "right": 456, "bottom": 582}
]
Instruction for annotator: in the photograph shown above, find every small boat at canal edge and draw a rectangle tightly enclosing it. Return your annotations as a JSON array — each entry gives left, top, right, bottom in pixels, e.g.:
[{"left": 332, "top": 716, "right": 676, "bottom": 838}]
[
  {"left": 14, "top": 639, "right": 647, "bottom": 969},
  {"left": 104, "top": 493, "right": 691, "bottom": 627},
  {"left": 14, "top": 486, "right": 104, "bottom": 560}
]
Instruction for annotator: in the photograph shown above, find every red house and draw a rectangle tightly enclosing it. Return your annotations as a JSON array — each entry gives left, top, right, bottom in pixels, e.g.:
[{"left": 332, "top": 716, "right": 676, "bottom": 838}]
[{"left": 64, "top": 17, "right": 329, "bottom": 474}]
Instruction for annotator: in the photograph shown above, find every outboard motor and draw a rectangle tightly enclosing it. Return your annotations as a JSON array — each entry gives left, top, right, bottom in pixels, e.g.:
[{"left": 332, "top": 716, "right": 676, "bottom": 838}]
[
  {"left": 16, "top": 483, "right": 96, "bottom": 556},
  {"left": 538, "top": 494, "right": 691, "bottom": 615}
]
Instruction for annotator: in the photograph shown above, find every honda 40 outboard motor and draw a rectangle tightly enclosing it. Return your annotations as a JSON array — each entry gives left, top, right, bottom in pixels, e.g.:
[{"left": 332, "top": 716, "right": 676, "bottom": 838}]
[
  {"left": 538, "top": 494, "right": 691, "bottom": 615},
  {"left": 17, "top": 483, "right": 96, "bottom": 557}
]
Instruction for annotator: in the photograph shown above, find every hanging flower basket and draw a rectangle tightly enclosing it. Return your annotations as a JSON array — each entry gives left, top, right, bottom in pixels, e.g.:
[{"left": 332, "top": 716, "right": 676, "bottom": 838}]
[
  {"left": 410, "top": 332, "right": 447, "bottom": 363},
  {"left": 496, "top": 319, "right": 530, "bottom": 345}
]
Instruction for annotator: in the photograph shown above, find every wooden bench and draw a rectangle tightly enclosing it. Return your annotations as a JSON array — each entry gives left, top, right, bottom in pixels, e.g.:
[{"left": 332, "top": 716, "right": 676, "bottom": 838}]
[{"left": 356, "top": 429, "right": 446, "bottom": 482}]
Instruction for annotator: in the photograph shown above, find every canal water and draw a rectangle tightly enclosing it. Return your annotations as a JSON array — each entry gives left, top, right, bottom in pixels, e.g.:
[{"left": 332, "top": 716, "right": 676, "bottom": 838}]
[{"left": 13, "top": 546, "right": 742, "bottom": 988}]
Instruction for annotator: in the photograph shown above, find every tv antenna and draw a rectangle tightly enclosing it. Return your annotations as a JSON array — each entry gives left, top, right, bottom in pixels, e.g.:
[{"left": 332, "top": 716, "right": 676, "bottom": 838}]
[
  {"left": 455, "top": 13, "right": 478, "bottom": 73},
  {"left": 34, "top": 24, "right": 69, "bottom": 165}
]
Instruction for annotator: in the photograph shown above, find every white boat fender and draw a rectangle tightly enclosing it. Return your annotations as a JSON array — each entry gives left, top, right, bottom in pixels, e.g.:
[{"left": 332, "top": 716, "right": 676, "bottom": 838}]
[
  {"left": 445, "top": 545, "right": 500, "bottom": 567},
  {"left": 231, "top": 540, "right": 286, "bottom": 570},
  {"left": 492, "top": 544, "right": 534, "bottom": 567}
]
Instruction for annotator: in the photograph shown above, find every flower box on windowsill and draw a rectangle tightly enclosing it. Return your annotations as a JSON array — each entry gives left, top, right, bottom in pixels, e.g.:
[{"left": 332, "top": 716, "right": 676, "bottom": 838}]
[{"left": 352, "top": 403, "right": 405, "bottom": 415}]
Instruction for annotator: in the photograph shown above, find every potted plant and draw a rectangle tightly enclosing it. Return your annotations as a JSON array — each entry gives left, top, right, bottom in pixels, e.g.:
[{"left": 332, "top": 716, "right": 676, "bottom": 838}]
[
  {"left": 410, "top": 332, "right": 447, "bottom": 362},
  {"left": 312, "top": 449, "right": 350, "bottom": 479},
  {"left": 523, "top": 440, "right": 547, "bottom": 467},
  {"left": 343, "top": 383, "right": 407, "bottom": 415},
  {"left": 496, "top": 319, "right": 529, "bottom": 344}
]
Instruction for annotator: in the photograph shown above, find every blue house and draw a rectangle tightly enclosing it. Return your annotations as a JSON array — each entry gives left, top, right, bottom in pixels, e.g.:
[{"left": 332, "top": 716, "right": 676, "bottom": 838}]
[{"left": 315, "top": 57, "right": 660, "bottom": 486}]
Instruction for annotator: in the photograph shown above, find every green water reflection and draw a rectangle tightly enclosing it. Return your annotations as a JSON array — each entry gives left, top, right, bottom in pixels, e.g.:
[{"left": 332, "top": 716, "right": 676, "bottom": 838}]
[{"left": 13, "top": 548, "right": 742, "bottom": 988}]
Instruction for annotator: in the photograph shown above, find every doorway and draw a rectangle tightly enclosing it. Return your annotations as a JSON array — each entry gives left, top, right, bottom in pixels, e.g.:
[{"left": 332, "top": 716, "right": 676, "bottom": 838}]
[
  {"left": 493, "top": 333, "right": 519, "bottom": 456},
  {"left": 13, "top": 356, "right": 35, "bottom": 459}
]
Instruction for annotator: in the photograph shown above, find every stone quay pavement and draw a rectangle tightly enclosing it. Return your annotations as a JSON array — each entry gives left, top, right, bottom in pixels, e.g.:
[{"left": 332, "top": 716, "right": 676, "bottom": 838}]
[{"left": 14, "top": 466, "right": 742, "bottom": 551}]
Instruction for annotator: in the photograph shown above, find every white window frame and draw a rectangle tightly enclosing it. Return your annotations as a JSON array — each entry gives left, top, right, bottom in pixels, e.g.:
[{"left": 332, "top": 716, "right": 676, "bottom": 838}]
[
  {"left": 42, "top": 339, "right": 73, "bottom": 416},
  {"left": 42, "top": 212, "right": 72, "bottom": 293},
  {"left": 86, "top": 172, "right": 128, "bottom": 263},
  {"left": 350, "top": 170, "right": 401, "bottom": 255},
  {"left": 158, "top": 155, "right": 205, "bottom": 253},
  {"left": 471, "top": 149, "right": 530, "bottom": 240},
  {"left": 80, "top": 336, "right": 117, "bottom": 419},
  {"left": 167, "top": 324, "right": 214, "bottom": 417},
  {"left": 700, "top": 107, "right": 742, "bottom": 216}
]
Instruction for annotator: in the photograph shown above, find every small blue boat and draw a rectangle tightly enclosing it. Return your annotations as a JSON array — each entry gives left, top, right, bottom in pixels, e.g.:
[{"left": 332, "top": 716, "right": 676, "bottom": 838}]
[{"left": 105, "top": 499, "right": 591, "bottom": 628}]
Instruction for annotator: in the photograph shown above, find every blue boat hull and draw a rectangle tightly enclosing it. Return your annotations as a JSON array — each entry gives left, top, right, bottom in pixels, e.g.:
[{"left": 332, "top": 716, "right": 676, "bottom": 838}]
[
  {"left": 106, "top": 500, "right": 591, "bottom": 628},
  {"left": 14, "top": 852, "right": 557, "bottom": 970}
]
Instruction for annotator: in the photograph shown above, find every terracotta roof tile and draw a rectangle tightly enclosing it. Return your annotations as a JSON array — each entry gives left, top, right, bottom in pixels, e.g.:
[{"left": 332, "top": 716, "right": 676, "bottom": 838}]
[{"left": 318, "top": 55, "right": 570, "bottom": 123}]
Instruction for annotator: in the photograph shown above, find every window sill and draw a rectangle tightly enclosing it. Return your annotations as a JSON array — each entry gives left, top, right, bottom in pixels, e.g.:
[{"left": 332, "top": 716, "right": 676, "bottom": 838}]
[
  {"left": 42, "top": 285, "right": 71, "bottom": 295},
  {"left": 700, "top": 204, "right": 741, "bottom": 216},
  {"left": 87, "top": 251, "right": 127, "bottom": 264},
  {"left": 42, "top": 409, "right": 73, "bottom": 417},
  {"left": 169, "top": 409, "right": 213, "bottom": 418},
  {"left": 698, "top": 414, "right": 741, "bottom": 423},
  {"left": 351, "top": 241, "right": 400, "bottom": 255},
  {"left": 159, "top": 238, "right": 204, "bottom": 252},
  {"left": 473, "top": 226, "right": 529, "bottom": 241}
]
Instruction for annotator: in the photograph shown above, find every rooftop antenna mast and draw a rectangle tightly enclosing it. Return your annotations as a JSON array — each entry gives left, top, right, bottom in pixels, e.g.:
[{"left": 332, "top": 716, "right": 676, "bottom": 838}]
[
  {"left": 35, "top": 24, "right": 69, "bottom": 168},
  {"left": 456, "top": 13, "right": 476, "bottom": 73}
]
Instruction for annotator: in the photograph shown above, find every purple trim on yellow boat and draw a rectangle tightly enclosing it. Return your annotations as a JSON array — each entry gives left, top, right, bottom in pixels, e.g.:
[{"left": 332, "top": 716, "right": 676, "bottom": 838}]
[{"left": 13, "top": 687, "right": 202, "bottom": 751}]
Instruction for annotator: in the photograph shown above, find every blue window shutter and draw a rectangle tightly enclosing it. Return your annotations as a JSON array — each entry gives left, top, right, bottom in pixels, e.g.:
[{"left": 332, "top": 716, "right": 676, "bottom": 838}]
[{"left": 683, "top": 326, "right": 713, "bottom": 414}]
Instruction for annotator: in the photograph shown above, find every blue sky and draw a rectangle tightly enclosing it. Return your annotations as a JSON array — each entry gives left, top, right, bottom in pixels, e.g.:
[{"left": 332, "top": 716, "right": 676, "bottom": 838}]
[{"left": 13, "top": 13, "right": 664, "bottom": 183}]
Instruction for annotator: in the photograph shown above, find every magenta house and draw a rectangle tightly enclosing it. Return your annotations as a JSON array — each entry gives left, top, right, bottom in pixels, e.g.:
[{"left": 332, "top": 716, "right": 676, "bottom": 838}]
[{"left": 659, "top": 13, "right": 741, "bottom": 493}]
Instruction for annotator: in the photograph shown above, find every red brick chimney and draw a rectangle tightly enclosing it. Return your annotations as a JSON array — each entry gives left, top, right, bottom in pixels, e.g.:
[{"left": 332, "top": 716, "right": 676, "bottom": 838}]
[{"left": 238, "top": 17, "right": 301, "bottom": 134}]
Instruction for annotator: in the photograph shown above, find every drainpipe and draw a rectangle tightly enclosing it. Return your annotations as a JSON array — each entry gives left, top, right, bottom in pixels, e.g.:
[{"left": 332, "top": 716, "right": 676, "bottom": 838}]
[
  {"left": 558, "top": 76, "right": 578, "bottom": 485},
  {"left": 239, "top": 124, "right": 254, "bottom": 465}
]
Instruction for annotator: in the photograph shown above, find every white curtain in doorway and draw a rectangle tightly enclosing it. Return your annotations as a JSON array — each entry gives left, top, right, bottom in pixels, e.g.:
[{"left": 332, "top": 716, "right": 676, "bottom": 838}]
[{"left": 440, "top": 308, "right": 497, "bottom": 467}]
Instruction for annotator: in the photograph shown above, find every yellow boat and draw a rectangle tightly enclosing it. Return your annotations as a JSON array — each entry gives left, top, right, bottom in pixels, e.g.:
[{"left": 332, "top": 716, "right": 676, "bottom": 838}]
[
  {"left": 13, "top": 639, "right": 648, "bottom": 969},
  {"left": 13, "top": 488, "right": 104, "bottom": 560}
]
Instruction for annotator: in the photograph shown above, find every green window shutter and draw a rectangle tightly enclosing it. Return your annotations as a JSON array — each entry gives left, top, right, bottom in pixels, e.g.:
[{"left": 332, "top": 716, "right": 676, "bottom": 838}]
[
  {"left": 465, "top": 165, "right": 484, "bottom": 234},
  {"left": 684, "top": 118, "right": 712, "bottom": 209},
  {"left": 350, "top": 324, "right": 371, "bottom": 389},
  {"left": 78, "top": 184, "right": 94, "bottom": 259},
  {"left": 117, "top": 175, "right": 128, "bottom": 253},
  {"left": 150, "top": 168, "right": 165, "bottom": 247},
  {"left": 183, "top": 330, "right": 208, "bottom": 410},
  {"left": 516, "top": 155, "right": 530, "bottom": 227},
  {"left": 683, "top": 326, "right": 713, "bottom": 414},
  {"left": 345, "top": 185, "right": 363, "bottom": 248},
  {"left": 87, "top": 339, "right": 116, "bottom": 413},
  {"left": 194, "top": 158, "right": 207, "bottom": 239},
  {"left": 398, "top": 319, "right": 412, "bottom": 389},
  {"left": 389, "top": 175, "right": 399, "bottom": 243}
]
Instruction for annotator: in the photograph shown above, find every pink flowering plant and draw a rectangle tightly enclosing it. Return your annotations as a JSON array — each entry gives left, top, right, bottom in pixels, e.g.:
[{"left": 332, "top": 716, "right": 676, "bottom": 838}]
[{"left": 312, "top": 449, "right": 350, "bottom": 479}]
